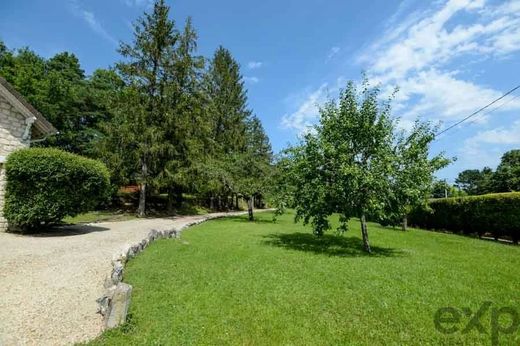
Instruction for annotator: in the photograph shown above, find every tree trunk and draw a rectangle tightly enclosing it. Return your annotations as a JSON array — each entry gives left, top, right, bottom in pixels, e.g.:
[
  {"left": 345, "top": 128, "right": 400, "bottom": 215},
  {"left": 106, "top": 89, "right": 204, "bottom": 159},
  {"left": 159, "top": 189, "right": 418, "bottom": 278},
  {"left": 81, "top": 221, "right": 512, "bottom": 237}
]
[
  {"left": 360, "top": 214, "right": 371, "bottom": 253},
  {"left": 401, "top": 215, "right": 408, "bottom": 232},
  {"left": 167, "top": 186, "right": 175, "bottom": 215},
  {"left": 247, "top": 197, "right": 254, "bottom": 221},
  {"left": 138, "top": 159, "right": 147, "bottom": 218},
  {"left": 174, "top": 184, "right": 183, "bottom": 207},
  {"left": 209, "top": 196, "right": 214, "bottom": 210},
  {"left": 235, "top": 194, "right": 239, "bottom": 210}
]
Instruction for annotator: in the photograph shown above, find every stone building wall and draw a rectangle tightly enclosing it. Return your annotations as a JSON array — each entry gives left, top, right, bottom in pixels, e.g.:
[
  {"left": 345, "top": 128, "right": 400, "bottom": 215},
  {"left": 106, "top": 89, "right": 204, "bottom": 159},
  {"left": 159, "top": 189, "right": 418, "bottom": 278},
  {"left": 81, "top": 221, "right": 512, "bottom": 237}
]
[{"left": 0, "top": 93, "right": 30, "bottom": 231}]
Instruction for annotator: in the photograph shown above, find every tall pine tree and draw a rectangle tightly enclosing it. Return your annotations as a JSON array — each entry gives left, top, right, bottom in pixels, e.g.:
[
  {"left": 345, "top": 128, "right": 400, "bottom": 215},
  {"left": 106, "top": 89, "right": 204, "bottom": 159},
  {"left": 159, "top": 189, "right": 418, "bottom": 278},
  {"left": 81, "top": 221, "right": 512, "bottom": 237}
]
[{"left": 112, "top": 0, "right": 177, "bottom": 216}]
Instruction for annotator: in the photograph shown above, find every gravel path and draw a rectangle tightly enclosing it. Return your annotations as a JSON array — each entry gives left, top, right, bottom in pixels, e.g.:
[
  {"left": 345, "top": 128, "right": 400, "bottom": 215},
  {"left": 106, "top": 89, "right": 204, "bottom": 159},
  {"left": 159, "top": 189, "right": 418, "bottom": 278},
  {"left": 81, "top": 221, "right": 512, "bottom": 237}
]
[{"left": 0, "top": 211, "right": 247, "bottom": 345}]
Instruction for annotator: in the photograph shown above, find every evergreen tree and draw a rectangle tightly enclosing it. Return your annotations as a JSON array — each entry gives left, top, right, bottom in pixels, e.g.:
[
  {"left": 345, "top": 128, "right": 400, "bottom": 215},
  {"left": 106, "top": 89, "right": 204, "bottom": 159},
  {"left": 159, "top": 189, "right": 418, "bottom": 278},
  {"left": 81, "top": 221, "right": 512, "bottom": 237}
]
[
  {"left": 234, "top": 115, "right": 272, "bottom": 219},
  {"left": 205, "top": 46, "right": 250, "bottom": 155},
  {"left": 111, "top": 0, "right": 178, "bottom": 216},
  {"left": 160, "top": 17, "right": 207, "bottom": 212},
  {"left": 202, "top": 46, "right": 252, "bottom": 208}
]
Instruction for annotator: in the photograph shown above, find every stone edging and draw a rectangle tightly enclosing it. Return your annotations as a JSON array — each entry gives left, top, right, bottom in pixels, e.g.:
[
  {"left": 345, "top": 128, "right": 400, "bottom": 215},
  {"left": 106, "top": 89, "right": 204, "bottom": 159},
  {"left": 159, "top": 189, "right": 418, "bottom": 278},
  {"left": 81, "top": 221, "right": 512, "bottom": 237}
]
[{"left": 96, "top": 212, "right": 248, "bottom": 330}]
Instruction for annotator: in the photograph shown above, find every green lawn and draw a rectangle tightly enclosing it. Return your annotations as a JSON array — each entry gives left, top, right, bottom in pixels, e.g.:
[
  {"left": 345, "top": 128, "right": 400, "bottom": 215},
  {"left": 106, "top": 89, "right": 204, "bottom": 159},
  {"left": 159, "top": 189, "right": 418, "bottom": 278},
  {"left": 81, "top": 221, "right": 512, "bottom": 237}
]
[
  {"left": 90, "top": 211, "right": 520, "bottom": 345},
  {"left": 63, "top": 210, "right": 137, "bottom": 224}
]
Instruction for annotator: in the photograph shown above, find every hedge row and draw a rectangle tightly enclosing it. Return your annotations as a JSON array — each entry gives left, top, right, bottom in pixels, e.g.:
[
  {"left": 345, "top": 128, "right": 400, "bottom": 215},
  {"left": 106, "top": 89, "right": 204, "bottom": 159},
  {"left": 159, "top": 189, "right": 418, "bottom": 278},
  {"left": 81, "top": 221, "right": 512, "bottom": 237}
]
[
  {"left": 4, "top": 148, "right": 110, "bottom": 232},
  {"left": 409, "top": 192, "right": 520, "bottom": 243}
]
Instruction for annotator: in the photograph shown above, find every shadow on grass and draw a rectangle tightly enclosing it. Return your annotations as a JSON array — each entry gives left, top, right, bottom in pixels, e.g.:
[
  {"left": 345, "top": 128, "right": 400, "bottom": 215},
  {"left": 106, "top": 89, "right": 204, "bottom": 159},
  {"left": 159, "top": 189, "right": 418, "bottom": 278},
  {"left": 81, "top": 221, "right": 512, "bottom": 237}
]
[
  {"left": 219, "top": 213, "right": 276, "bottom": 224},
  {"left": 263, "top": 232, "right": 405, "bottom": 257}
]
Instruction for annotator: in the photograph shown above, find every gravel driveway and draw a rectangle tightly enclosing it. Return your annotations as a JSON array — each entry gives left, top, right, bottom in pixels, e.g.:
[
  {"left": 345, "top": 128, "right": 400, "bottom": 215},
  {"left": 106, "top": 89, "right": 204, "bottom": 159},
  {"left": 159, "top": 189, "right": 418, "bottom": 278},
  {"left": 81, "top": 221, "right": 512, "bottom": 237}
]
[{"left": 0, "top": 212, "right": 247, "bottom": 345}]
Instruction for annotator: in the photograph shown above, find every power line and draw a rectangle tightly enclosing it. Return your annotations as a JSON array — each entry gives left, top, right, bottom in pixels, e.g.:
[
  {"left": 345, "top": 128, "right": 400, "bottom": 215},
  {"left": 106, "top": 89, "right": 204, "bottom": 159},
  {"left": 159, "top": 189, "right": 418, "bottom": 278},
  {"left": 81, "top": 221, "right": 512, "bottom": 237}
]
[
  {"left": 467, "top": 92, "right": 520, "bottom": 126},
  {"left": 434, "top": 84, "right": 520, "bottom": 138},
  {"left": 438, "top": 92, "right": 520, "bottom": 137}
]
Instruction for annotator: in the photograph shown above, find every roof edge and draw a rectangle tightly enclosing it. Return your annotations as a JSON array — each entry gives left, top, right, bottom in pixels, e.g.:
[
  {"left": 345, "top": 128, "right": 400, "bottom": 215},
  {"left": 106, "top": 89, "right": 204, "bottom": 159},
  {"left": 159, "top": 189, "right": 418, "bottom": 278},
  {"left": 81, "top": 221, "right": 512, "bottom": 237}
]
[{"left": 0, "top": 76, "right": 57, "bottom": 137}]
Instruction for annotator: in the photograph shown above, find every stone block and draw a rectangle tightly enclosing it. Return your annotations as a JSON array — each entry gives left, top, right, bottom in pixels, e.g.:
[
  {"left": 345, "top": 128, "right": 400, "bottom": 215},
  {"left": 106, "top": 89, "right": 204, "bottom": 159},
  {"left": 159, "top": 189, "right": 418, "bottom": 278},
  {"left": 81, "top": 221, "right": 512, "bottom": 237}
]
[
  {"left": 105, "top": 283, "right": 133, "bottom": 329},
  {"left": 111, "top": 261, "right": 124, "bottom": 285}
]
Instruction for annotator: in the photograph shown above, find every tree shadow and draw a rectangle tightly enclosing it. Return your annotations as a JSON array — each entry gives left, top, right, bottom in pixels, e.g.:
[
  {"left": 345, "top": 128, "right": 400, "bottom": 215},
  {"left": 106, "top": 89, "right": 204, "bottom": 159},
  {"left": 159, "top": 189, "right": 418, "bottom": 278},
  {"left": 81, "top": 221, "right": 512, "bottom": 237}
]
[
  {"left": 20, "top": 224, "right": 111, "bottom": 237},
  {"left": 262, "top": 232, "right": 405, "bottom": 258},
  {"left": 227, "top": 217, "right": 275, "bottom": 224}
]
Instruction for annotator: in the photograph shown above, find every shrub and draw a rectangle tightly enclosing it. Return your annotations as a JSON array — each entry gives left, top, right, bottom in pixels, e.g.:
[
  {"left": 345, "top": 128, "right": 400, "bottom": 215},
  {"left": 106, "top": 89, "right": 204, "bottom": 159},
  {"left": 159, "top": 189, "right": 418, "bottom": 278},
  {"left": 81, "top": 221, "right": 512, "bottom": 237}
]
[
  {"left": 4, "top": 148, "right": 110, "bottom": 232},
  {"left": 409, "top": 192, "right": 520, "bottom": 243}
]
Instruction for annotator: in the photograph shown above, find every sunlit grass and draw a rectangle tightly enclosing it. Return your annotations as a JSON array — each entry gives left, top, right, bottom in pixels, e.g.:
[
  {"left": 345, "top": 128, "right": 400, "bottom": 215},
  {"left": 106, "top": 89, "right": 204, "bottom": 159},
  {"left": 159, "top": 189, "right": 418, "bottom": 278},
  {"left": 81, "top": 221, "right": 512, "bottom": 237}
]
[{"left": 90, "top": 211, "right": 520, "bottom": 345}]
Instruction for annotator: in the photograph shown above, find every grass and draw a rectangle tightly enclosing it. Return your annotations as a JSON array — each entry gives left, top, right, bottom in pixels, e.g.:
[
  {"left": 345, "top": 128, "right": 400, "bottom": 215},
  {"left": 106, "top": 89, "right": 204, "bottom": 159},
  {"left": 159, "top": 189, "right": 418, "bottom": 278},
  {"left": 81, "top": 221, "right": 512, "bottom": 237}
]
[
  {"left": 63, "top": 210, "right": 137, "bottom": 224},
  {"left": 90, "top": 211, "right": 520, "bottom": 345},
  {"left": 64, "top": 199, "right": 210, "bottom": 225}
]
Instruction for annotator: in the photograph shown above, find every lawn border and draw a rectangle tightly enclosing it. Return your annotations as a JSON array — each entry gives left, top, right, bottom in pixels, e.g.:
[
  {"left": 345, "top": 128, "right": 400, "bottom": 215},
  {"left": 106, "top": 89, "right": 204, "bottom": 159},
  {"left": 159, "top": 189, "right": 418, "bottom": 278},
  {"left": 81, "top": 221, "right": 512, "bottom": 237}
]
[{"left": 95, "top": 210, "right": 273, "bottom": 330}]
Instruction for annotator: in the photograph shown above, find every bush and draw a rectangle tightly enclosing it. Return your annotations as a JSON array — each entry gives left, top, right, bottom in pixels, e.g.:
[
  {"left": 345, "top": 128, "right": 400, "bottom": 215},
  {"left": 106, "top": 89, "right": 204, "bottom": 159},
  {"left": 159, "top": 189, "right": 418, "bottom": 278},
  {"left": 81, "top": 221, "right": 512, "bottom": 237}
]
[
  {"left": 409, "top": 192, "right": 520, "bottom": 243},
  {"left": 4, "top": 148, "right": 110, "bottom": 232}
]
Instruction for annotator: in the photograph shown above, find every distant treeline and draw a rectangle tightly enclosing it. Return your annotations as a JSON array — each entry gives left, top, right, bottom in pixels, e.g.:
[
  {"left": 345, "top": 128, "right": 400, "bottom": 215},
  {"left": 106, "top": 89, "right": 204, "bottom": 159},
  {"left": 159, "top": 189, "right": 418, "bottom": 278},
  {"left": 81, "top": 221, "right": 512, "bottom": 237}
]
[{"left": 431, "top": 149, "right": 520, "bottom": 198}]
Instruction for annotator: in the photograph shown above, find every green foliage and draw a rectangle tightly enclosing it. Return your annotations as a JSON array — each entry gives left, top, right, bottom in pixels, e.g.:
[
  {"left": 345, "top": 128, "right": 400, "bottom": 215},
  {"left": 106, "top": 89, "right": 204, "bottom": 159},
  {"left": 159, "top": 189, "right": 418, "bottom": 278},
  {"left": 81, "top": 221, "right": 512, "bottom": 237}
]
[
  {"left": 103, "top": 0, "right": 187, "bottom": 216},
  {"left": 455, "top": 167, "right": 494, "bottom": 195},
  {"left": 4, "top": 148, "right": 110, "bottom": 231},
  {"left": 382, "top": 121, "right": 450, "bottom": 228},
  {"left": 431, "top": 179, "right": 467, "bottom": 198},
  {"left": 198, "top": 46, "right": 272, "bottom": 216},
  {"left": 450, "top": 149, "right": 520, "bottom": 196},
  {"left": 409, "top": 192, "right": 520, "bottom": 242},
  {"left": 277, "top": 76, "right": 446, "bottom": 251},
  {"left": 493, "top": 149, "right": 520, "bottom": 192},
  {"left": 205, "top": 46, "right": 251, "bottom": 154},
  {"left": 0, "top": 1, "right": 273, "bottom": 217},
  {"left": 0, "top": 43, "right": 117, "bottom": 156}
]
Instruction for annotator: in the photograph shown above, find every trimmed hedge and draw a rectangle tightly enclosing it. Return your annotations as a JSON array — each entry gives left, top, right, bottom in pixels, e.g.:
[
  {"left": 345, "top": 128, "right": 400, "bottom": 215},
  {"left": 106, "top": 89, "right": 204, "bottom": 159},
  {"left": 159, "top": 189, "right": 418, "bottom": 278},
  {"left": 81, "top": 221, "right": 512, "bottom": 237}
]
[
  {"left": 409, "top": 192, "right": 520, "bottom": 243},
  {"left": 4, "top": 148, "right": 110, "bottom": 232}
]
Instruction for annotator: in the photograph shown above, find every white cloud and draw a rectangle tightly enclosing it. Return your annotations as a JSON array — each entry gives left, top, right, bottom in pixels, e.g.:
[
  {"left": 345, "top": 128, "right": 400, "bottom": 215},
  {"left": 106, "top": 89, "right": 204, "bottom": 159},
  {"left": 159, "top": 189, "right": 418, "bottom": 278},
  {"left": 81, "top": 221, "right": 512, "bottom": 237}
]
[
  {"left": 326, "top": 46, "right": 340, "bottom": 61},
  {"left": 467, "top": 120, "right": 520, "bottom": 146},
  {"left": 360, "top": 0, "right": 520, "bottom": 82},
  {"left": 358, "top": 0, "right": 520, "bottom": 125},
  {"left": 244, "top": 76, "right": 260, "bottom": 84},
  {"left": 123, "top": 0, "right": 154, "bottom": 8},
  {"left": 247, "top": 61, "right": 263, "bottom": 69},
  {"left": 82, "top": 11, "right": 118, "bottom": 45},
  {"left": 280, "top": 0, "right": 520, "bottom": 154},
  {"left": 281, "top": 84, "right": 329, "bottom": 132},
  {"left": 396, "top": 69, "right": 520, "bottom": 121},
  {"left": 69, "top": 0, "right": 117, "bottom": 46},
  {"left": 459, "top": 119, "right": 520, "bottom": 167}
]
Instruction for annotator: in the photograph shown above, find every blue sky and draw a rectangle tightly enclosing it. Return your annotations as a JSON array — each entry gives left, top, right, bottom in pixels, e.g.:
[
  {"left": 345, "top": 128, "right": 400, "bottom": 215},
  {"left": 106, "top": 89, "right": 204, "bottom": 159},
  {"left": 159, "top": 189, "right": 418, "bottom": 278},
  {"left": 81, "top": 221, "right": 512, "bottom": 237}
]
[{"left": 1, "top": 0, "right": 520, "bottom": 181}]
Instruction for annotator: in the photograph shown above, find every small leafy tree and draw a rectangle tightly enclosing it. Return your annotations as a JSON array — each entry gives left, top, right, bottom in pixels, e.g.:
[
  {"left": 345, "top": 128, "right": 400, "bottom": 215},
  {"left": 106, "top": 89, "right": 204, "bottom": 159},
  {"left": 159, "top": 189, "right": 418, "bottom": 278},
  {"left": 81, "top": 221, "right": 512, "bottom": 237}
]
[
  {"left": 386, "top": 121, "right": 450, "bottom": 230},
  {"left": 278, "top": 77, "right": 448, "bottom": 253}
]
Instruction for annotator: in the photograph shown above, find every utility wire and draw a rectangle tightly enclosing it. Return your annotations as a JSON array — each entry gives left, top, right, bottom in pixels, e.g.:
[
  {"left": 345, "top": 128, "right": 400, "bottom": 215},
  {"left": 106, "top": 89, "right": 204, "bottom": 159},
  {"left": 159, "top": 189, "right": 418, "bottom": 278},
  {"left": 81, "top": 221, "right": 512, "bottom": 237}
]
[
  {"left": 434, "top": 84, "right": 520, "bottom": 138},
  {"left": 467, "top": 92, "right": 520, "bottom": 126},
  {"left": 438, "top": 92, "right": 520, "bottom": 138}
]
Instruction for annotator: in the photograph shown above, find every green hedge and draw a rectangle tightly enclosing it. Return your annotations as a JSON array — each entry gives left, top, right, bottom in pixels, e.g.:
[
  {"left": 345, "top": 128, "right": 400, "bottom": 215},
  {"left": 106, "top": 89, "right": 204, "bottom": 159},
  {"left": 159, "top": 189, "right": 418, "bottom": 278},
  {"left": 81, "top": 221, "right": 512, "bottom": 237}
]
[
  {"left": 4, "top": 148, "right": 110, "bottom": 232},
  {"left": 409, "top": 192, "right": 520, "bottom": 243}
]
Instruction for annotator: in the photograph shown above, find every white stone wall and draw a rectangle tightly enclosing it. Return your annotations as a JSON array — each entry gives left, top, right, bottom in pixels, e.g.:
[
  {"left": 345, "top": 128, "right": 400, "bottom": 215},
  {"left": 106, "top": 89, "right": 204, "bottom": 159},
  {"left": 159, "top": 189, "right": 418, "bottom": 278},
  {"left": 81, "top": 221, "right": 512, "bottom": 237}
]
[{"left": 0, "top": 93, "right": 30, "bottom": 231}]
